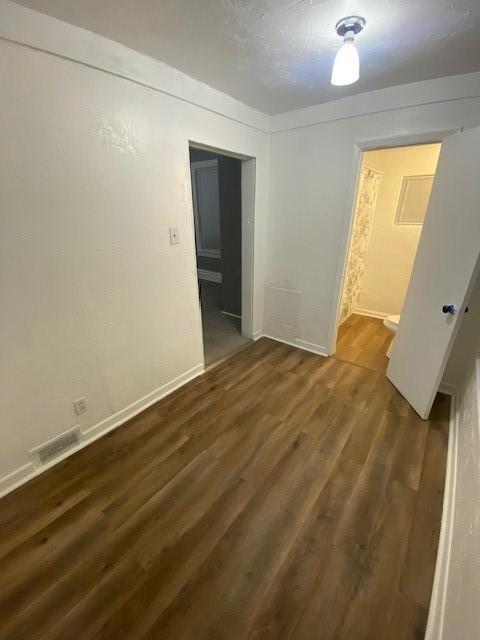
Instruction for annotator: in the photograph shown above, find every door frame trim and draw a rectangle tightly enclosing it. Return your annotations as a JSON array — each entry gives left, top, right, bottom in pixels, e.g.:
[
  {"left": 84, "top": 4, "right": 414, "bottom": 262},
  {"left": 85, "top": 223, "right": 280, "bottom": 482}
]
[
  {"left": 326, "top": 128, "right": 461, "bottom": 356},
  {"left": 424, "top": 386, "right": 458, "bottom": 640},
  {"left": 187, "top": 141, "right": 256, "bottom": 366}
]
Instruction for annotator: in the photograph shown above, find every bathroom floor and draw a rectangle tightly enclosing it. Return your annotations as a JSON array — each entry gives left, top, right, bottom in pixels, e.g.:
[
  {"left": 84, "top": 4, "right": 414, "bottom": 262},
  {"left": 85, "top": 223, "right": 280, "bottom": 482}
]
[
  {"left": 336, "top": 314, "right": 392, "bottom": 374},
  {"left": 200, "top": 281, "right": 251, "bottom": 367}
]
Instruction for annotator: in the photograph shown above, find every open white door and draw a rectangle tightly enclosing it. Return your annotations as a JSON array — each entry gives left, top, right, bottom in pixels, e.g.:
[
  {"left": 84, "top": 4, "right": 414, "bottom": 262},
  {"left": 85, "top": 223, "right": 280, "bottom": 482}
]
[{"left": 387, "top": 127, "right": 480, "bottom": 418}]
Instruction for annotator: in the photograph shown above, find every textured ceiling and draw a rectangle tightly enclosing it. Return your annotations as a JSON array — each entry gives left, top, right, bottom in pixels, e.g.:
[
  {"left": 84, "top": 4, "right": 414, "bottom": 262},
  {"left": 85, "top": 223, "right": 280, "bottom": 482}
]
[{"left": 12, "top": 0, "right": 480, "bottom": 114}]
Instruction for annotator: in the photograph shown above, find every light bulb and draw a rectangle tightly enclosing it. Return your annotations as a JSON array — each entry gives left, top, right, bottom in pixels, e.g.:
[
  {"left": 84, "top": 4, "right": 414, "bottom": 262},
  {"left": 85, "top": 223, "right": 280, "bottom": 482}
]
[{"left": 331, "top": 36, "right": 360, "bottom": 86}]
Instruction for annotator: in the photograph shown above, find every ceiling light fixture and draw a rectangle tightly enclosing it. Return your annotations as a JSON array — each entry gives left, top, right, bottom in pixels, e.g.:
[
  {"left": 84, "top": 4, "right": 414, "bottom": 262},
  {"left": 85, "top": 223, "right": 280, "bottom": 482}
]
[{"left": 331, "top": 16, "right": 366, "bottom": 86}]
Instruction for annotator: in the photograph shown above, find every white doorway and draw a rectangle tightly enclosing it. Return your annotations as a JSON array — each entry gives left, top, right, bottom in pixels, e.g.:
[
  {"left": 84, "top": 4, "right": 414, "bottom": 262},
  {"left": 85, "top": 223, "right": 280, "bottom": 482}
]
[
  {"left": 333, "top": 143, "right": 441, "bottom": 373},
  {"left": 189, "top": 143, "right": 255, "bottom": 366},
  {"left": 330, "top": 127, "right": 480, "bottom": 418}
]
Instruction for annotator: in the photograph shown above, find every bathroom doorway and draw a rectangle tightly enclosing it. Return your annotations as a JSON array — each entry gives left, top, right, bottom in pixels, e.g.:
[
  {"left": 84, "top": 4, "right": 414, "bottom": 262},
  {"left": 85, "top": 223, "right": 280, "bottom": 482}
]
[{"left": 334, "top": 143, "right": 442, "bottom": 373}]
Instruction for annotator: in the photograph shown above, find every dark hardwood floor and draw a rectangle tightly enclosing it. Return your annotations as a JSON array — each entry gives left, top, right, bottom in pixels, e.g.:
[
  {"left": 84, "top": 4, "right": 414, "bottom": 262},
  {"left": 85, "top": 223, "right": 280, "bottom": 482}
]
[
  {"left": 0, "top": 336, "right": 449, "bottom": 639},
  {"left": 336, "top": 313, "right": 393, "bottom": 373}
]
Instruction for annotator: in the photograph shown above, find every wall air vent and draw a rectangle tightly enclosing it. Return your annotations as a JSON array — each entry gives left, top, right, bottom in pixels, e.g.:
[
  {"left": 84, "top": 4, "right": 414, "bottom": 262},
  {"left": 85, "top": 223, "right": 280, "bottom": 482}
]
[
  {"left": 395, "top": 174, "right": 434, "bottom": 225},
  {"left": 30, "top": 427, "right": 82, "bottom": 466}
]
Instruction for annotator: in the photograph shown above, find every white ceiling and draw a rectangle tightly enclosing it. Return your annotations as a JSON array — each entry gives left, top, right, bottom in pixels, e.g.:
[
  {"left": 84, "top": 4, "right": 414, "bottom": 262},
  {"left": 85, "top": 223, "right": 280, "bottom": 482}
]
[{"left": 13, "top": 0, "right": 480, "bottom": 114}]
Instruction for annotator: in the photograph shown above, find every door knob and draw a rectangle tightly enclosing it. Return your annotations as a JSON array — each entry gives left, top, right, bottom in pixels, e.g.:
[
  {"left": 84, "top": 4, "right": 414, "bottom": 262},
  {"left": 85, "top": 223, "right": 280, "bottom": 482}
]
[{"left": 442, "top": 304, "right": 457, "bottom": 315}]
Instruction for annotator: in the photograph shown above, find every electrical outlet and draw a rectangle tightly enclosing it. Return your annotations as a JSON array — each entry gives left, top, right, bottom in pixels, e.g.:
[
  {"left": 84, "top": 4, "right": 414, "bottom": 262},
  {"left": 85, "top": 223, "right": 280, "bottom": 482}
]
[
  {"left": 73, "top": 397, "right": 87, "bottom": 416},
  {"left": 169, "top": 227, "right": 180, "bottom": 245}
]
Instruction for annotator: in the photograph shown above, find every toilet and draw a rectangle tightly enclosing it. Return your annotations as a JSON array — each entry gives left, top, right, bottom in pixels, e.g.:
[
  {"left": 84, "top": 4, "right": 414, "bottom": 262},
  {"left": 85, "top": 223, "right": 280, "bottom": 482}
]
[{"left": 383, "top": 314, "right": 400, "bottom": 358}]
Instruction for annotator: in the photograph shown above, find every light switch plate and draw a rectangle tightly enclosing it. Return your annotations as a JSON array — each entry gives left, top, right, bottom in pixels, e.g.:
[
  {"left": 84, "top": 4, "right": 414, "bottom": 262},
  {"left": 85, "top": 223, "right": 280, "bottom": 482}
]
[{"left": 169, "top": 227, "right": 180, "bottom": 245}]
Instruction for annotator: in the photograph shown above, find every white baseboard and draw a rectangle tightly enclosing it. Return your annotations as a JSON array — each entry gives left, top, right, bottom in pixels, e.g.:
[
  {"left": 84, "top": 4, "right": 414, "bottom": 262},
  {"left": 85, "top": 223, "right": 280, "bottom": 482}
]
[
  {"left": 438, "top": 381, "right": 456, "bottom": 396},
  {"left": 84, "top": 363, "right": 204, "bottom": 440},
  {"left": 0, "top": 463, "right": 36, "bottom": 497},
  {"left": 198, "top": 269, "right": 222, "bottom": 283},
  {"left": 294, "top": 338, "right": 328, "bottom": 357},
  {"left": 263, "top": 334, "right": 328, "bottom": 357},
  {"left": 425, "top": 390, "right": 459, "bottom": 640},
  {"left": 221, "top": 310, "right": 242, "bottom": 319},
  {"left": 253, "top": 329, "right": 263, "bottom": 341},
  {"left": 353, "top": 307, "right": 390, "bottom": 320},
  {"left": 0, "top": 363, "right": 204, "bottom": 499}
]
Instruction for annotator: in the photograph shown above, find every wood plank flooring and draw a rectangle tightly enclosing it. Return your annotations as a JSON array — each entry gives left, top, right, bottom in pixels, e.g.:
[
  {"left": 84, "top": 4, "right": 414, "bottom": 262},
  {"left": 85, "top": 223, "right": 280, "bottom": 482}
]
[
  {"left": 336, "top": 313, "right": 392, "bottom": 373},
  {"left": 0, "top": 337, "right": 449, "bottom": 640}
]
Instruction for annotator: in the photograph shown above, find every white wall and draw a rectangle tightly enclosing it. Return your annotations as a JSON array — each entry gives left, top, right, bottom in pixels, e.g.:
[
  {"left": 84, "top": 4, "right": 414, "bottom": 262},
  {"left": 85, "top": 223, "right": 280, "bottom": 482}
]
[
  {"left": 355, "top": 144, "right": 441, "bottom": 317},
  {"left": 266, "top": 73, "right": 480, "bottom": 354},
  {"left": 0, "top": 1, "right": 270, "bottom": 493},
  {"left": 434, "top": 269, "right": 480, "bottom": 640}
]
